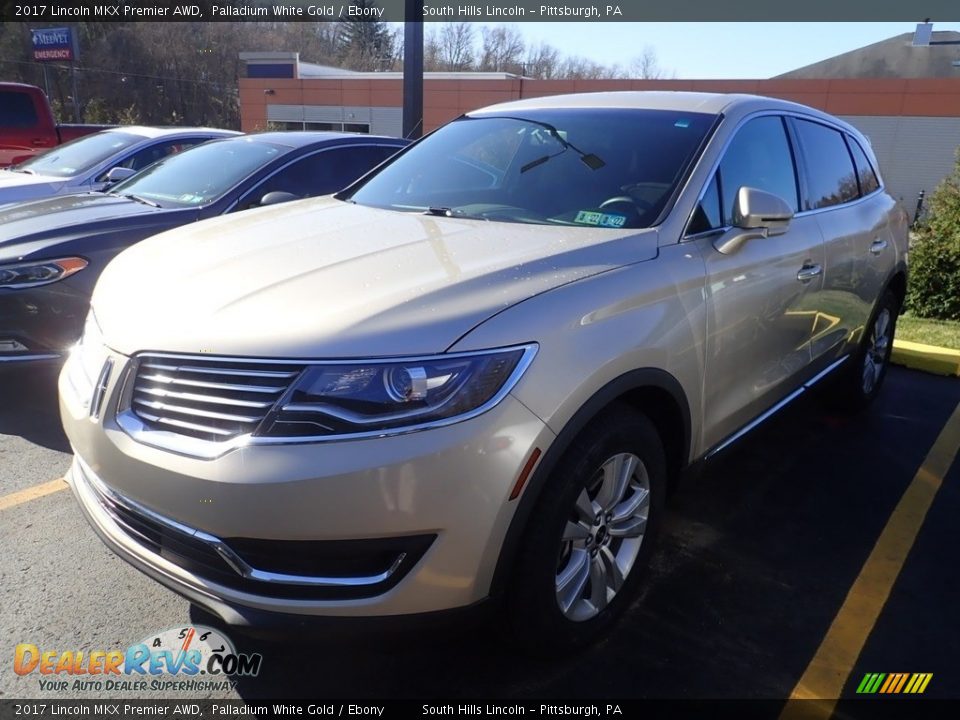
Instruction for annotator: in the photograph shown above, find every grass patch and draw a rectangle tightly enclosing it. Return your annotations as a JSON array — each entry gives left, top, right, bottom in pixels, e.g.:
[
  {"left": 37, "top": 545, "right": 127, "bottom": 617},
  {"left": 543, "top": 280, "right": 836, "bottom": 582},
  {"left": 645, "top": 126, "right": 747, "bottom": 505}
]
[{"left": 896, "top": 314, "right": 960, "bottom": 350}]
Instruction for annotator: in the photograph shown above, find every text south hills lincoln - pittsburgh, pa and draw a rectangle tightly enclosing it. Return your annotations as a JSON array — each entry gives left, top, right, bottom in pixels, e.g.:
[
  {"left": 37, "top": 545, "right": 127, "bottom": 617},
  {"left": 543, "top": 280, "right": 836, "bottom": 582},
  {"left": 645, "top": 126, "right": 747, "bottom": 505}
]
[{"left": 422, "top": 4, "right": 623, "bottom": 17}]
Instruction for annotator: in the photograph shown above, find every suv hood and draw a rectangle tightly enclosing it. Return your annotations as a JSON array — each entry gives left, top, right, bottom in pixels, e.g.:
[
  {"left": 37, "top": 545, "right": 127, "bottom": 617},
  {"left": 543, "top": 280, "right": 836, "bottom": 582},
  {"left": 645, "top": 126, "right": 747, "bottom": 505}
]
[{"left": 94, "top": 197, "right": 659, "bottom": 358}]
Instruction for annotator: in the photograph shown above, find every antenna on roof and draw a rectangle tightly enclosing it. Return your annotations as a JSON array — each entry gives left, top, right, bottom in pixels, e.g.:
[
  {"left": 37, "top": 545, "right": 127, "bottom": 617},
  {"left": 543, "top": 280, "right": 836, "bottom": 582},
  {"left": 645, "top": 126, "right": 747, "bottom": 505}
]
[{"left": 913, "top": 21, "right": 933, "bottom": 47}]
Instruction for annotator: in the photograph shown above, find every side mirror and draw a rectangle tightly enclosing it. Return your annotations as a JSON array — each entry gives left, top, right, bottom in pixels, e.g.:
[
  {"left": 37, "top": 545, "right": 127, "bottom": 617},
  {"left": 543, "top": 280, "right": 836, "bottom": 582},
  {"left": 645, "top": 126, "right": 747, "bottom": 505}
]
[
  {"left": 715, "top": 187, "right": 794, "bottom": 254},
  {"left": 260, "top": 191, "right": 299, "bottom": 207},
  {"left": 103, "top": 166, "right": 136, "bottom": 185}
]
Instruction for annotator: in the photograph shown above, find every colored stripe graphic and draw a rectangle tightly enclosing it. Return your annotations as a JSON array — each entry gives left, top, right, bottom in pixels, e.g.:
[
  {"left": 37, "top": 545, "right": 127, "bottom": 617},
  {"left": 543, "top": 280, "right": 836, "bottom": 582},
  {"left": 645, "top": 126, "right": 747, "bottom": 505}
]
[
  {"left": 856, "top": 672, "right": 932, "bottom": 694},
  {"left": 879, "top": 674, "right": 895, "bottom": 693}
]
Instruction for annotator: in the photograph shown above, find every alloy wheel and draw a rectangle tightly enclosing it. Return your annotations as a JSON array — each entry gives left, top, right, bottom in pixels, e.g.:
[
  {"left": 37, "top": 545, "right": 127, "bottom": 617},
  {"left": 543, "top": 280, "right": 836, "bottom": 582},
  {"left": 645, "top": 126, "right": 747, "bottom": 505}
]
[
  {"left": 862, "top": 307, "right": 892, "bottom": 395},
  {"left": 555, "top": 452, "right": 651, "bottom": 622}
]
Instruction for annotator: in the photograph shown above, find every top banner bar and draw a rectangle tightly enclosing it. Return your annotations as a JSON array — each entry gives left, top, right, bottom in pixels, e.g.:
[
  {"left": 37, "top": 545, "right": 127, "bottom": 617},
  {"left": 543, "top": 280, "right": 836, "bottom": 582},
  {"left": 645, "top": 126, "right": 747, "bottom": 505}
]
[{"left": 1, "top": 0, "right": 959, "bottom": 22}]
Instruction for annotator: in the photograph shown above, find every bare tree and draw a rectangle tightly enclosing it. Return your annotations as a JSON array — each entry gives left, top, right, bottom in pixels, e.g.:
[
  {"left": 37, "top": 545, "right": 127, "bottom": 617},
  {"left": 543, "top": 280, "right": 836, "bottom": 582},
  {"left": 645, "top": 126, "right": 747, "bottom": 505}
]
[
  {"left": 435, "top": 22, "right": 475, "bottom": 71},
  {"left": 422, "top": 28, "right": 440, "bottom": 71},
  {"left": 524, "top": 42, "right": 561, "bottom": 79},
  {"left": 559, "top": 56, "right": 619, "bottom": 79},
  {"left": 478, "top": 26, "right": 525, "bottom": 73},
  {"left": 630, "top": 46, "right": 666, "bottom": 79}
]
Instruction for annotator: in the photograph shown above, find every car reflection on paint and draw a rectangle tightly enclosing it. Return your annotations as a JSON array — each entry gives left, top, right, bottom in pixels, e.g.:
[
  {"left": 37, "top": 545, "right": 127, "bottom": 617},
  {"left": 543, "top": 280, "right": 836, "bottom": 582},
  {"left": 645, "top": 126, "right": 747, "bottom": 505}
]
[{"left": 0, "top": 132, "right": 408, "bottom": 366}]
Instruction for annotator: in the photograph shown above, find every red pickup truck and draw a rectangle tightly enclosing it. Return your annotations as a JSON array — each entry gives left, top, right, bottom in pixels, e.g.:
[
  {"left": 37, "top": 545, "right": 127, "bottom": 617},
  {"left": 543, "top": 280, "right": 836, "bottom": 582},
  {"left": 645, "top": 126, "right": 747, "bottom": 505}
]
[{"left": 0, "top": 82, "right": 114, "bottom": 167}]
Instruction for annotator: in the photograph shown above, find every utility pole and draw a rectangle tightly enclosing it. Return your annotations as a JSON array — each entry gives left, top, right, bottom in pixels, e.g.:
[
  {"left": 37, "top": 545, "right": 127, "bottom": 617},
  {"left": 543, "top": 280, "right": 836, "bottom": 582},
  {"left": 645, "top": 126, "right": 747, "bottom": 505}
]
[{"left": 402, "top": 0, "right": 424, "bottom": 139}]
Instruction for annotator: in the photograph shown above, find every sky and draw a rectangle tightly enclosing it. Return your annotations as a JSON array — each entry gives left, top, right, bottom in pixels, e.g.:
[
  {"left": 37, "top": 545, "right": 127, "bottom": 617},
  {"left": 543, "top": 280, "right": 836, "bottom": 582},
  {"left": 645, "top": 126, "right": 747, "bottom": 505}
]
[{"left": 455, "top": 22, "right": 960, "bottom": 78}]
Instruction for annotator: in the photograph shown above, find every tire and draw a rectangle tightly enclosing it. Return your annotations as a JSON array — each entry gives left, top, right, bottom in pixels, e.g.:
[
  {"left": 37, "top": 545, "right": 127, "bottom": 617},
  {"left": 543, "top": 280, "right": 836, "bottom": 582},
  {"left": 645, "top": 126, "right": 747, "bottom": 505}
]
[
  {"left": 831, "top": 289, "right": 900, "bottom": 412},
  {"left": 505, "top": 403, "right": 666, "bottom": 652}
]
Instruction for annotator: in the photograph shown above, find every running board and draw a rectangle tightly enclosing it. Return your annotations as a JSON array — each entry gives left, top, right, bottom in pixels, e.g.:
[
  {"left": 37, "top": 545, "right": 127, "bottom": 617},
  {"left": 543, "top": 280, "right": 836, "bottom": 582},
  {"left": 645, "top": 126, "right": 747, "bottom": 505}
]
[{"left": 704, "top": 355, "right": 850, "bottom": 460}]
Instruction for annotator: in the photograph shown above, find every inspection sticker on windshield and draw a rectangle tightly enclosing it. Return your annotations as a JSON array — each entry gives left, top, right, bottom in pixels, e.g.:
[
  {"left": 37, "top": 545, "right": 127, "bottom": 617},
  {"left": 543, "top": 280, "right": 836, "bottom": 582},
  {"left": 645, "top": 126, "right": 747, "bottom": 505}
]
[{"left": 574, "top": 210, "right": 627, "bottom": 228}]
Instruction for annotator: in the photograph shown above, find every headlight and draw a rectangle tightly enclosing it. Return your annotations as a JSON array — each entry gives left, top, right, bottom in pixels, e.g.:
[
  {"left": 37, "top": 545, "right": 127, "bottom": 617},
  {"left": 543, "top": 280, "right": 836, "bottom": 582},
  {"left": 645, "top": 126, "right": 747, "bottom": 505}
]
[
  {"left": 259, "top": 344, "right": 537, "bottom": 438},
  {"left": 0, "top": 257, "right": 87, "bottom": 289}
]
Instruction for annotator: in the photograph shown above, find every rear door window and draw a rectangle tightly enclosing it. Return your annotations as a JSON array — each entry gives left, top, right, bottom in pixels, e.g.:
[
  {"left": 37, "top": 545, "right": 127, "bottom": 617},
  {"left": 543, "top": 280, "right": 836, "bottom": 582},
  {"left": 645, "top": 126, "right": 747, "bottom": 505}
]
[
  {"left": 793, "top": 119, "right": 859, "bottom": 209},
  {"left": 718, "top": 116, "right": 799, "bottom": 220}
]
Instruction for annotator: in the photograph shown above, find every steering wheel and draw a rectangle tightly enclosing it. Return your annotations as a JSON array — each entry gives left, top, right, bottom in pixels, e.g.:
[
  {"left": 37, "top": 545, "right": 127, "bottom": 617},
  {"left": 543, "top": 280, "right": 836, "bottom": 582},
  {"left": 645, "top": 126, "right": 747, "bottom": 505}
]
[
  {"left": 599, "top": 195, "right": 653, "bottom": 212},
  {"left": 596, "top": 195, "right": 651, "bottom": 227}
]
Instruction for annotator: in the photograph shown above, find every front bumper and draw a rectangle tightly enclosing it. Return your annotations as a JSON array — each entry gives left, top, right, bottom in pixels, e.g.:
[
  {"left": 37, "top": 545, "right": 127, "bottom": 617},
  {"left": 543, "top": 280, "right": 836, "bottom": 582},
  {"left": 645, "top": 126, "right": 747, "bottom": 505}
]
[
  {"left": 0, "top": 282, "right": 90, "bottom": 364},
  {"left": 60, "top": 349, "right": 555, "bottom": 624}
]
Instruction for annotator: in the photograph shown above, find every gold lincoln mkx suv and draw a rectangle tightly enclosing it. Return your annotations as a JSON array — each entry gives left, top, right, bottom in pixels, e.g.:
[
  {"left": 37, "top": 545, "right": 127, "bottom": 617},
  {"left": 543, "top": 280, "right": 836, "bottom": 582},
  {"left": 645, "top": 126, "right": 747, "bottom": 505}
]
[{"left": 61, "top": 92, "right": 908, "bottom": 649}]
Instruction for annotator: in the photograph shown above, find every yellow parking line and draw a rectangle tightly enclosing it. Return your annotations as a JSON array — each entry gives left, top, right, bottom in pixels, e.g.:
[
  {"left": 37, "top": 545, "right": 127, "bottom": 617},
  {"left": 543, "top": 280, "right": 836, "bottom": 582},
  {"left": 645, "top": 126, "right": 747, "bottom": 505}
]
[
  {"left": 781, "top": 400, "right": 960, "bottom": 719},
  {"left": 0, "top": 478, "right": 68, "bottom": 511}
]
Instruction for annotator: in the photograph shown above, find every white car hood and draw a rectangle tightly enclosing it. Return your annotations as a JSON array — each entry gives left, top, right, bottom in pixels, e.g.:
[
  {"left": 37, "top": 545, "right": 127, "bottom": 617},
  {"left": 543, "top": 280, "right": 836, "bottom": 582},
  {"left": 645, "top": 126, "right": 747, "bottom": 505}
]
[
  {"left": 94, "top": 197, "right": 659, "bottom": 358},
  {"left": 0, "top": 170, "right": 68, "bottom": 204}
]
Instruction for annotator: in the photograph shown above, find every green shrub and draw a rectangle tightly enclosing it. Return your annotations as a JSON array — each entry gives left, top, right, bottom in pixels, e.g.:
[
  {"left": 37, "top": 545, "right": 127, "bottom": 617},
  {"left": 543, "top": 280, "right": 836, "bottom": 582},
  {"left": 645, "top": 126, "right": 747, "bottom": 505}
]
[{"left": 906, "top": 151, "right": 960, "bottom": 320}]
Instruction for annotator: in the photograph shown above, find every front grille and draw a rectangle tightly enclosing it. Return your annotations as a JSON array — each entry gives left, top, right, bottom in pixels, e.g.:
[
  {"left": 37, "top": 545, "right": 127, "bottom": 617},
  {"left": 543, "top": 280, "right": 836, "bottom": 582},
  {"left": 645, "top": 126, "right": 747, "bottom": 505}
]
[{"left": 131, "top": 355, "right": 304, "bottom": 441}]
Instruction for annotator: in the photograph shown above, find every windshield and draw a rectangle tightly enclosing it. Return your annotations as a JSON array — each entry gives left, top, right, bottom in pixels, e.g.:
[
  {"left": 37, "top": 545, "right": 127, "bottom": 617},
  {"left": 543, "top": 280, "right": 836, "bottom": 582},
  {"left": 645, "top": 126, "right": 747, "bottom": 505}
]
[
  {"left": 109, "top": 139, "right": 282, "bottom": 207},
  {"left": 15, "top": 132, "right": 143, "bottom": 178},
  {"left": 345, "top": 109, "right": 717, "bottom": 228}
]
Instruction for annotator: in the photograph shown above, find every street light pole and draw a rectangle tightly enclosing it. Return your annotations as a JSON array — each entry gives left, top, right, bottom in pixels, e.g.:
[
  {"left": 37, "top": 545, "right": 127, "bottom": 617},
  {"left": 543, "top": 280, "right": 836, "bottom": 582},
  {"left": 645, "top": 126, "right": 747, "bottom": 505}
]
[{"left": 402, "top": 0, "right": 424, "bottom": 139}]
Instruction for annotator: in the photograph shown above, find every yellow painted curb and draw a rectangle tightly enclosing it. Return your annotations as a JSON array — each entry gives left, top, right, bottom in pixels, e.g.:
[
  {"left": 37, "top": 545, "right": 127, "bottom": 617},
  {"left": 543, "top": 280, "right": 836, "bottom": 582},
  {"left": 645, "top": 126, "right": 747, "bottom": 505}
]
[{"left": 891, "top": 339, "right": 960, "bottom": 377}]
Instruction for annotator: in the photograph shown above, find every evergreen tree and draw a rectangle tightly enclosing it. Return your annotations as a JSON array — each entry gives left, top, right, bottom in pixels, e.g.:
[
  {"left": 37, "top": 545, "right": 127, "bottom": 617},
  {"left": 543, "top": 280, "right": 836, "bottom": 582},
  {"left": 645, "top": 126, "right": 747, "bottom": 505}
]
[{"left": 337, "top": 1, "right": 393, "bottom": 71}]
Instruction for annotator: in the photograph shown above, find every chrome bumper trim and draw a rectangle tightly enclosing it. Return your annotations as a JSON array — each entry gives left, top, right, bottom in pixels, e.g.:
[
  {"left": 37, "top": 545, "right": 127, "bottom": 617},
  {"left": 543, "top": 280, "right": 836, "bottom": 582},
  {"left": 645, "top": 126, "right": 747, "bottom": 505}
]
[
  {"left": 73, "top": 455, "right": 405, "bottom": 588},
  {"left": 0, "top": 352, "right": 61, "bottom": 363}
]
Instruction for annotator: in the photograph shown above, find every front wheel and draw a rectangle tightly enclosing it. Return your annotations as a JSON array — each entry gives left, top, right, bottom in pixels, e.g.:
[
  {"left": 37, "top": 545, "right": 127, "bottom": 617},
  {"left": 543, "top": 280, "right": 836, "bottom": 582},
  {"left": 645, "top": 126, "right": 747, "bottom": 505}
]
[{"left": 506, "top": 404, "right": 666, "bottom": 651}]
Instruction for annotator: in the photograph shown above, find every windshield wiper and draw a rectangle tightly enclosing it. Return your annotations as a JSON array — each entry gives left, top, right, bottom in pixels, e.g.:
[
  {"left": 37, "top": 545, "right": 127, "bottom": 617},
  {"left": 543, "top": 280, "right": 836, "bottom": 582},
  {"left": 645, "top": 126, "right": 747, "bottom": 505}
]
[
  {"left": 508, "top": 117, "right": 606, "bottom": 174},
  {"left": 114, "top": 192, "right": 160, "bottom": 208},
  {"left": 10, "top": 168, "right": 36, "bottom": 175},
  {"left": 425, "top": 206, "right": 485, "bottom": 220}
]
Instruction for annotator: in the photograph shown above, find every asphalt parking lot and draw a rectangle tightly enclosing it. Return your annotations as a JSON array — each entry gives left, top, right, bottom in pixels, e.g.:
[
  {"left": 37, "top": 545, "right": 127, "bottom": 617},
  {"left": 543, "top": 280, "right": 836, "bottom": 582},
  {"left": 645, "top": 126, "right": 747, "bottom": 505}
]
[{"left": 1, "top": 362, "right": 957, "bottom": 708}]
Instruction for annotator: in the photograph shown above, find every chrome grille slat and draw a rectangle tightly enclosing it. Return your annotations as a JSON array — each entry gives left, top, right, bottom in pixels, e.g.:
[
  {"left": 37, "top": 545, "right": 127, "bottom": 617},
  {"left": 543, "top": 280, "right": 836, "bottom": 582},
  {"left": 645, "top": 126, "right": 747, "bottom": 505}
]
[
  {"left": 133, "top": 398, "right": 262, "bottom": 424},
  {"left": 134, "top": 409, "right": 237, "bottom": 437},
  {"left": 140, "top": 362, "right": 298, "bottom": 379},
  {"left": 130, "top": 355, "right": 305, "bottom": 441},
  {"left": 138, "top": 374, "right": 287, "bottom": 394},
  {"left": 134, "top": 386, "right": 275, "bottom": 409}
]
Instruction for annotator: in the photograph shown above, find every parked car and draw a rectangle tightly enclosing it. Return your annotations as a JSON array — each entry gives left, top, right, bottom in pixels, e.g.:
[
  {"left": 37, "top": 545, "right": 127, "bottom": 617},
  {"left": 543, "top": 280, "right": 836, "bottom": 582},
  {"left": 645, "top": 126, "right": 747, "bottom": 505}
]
[
  {"left": 0, "top": 132, "right": 407, "bottom": 365},
  {"left": 0, "top": 82, "right": 114, "bottom": 167},
  {"left": 0, "top": 126, "right": 238, "bottom": 206},
  {"left": 60, "top": 93, "right": 907, "bottom": 649}
]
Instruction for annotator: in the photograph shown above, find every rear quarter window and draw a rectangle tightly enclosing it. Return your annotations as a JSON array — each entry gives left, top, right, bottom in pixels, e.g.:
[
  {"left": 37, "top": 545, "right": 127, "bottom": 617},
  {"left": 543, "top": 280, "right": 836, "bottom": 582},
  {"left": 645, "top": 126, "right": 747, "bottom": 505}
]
[
  {"left": 846, "top": 136, "right": 881, "bottom": 196},
  {"left": 0, "top": 91, "right": 39, "bottom": 128}
]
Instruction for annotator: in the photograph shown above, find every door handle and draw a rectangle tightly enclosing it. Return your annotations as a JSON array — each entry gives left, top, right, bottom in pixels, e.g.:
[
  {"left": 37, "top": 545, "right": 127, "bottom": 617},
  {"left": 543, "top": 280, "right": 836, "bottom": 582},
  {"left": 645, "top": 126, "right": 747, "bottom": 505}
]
[
  {"left": 797, "top": 264, "right": 823, "bottom": 282},
  {"left": 870, "top": 239, "right": 888, "bottom": 255}
]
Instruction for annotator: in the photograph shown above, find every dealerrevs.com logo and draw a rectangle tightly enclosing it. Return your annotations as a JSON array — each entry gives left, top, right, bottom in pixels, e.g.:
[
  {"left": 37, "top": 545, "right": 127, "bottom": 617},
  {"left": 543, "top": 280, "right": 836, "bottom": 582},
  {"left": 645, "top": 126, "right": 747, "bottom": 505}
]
[{"left": 14, "top": 626, "right": 263, "bottom": 693}]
